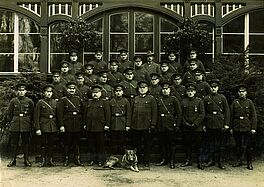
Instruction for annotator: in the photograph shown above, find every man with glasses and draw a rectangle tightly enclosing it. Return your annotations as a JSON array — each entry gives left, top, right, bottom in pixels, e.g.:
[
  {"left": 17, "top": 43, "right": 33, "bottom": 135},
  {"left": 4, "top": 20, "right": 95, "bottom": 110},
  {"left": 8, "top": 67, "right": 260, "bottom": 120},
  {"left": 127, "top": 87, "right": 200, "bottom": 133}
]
[
  {"left": 203, "top": 79, "right": 230, "bottom": 169},
  {"left": 230, "top": 84, "right": 257, "bottom": 170}
]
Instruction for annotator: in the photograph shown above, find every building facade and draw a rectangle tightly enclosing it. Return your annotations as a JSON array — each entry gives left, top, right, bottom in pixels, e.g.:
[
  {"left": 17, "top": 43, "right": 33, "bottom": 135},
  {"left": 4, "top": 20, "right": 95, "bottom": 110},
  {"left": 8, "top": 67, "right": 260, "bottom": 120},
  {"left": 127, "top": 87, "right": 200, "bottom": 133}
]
[{"left": 0, "top": 0, "right": 263, "bottom": 74}]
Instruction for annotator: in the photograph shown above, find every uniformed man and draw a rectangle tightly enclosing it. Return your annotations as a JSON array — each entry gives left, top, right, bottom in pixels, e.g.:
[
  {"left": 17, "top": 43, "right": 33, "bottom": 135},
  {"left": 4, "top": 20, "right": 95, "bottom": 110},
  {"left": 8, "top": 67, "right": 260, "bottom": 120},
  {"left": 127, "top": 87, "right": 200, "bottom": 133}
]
[
  {"left": 194, "top": 69, "right": 211, "bottom": 99},
  {"left": 75, "top": 71, "right": 92, "bottom": 103},
  {"left": 68, "top": 50, "right": 85, "bottom": 75},
  {"left": 182, "top": 59, "right": 198, "bottom": 85},
  {"left": 203, "top": 79, "right": 230, "bottom": 169},
  {"left": 84, "top": 85, "right": 111, "bottom": 167},
  {"left": 149, "top": 73, "right": 162, "bottom": 99},
  {"left": 120, "top": 68, "right": 138, "bottom": 103},
  {"left": 97, "top": 70, "right": 113, "bottom": 100},
  {"left": 142, "top": 51, "right": 160, "bottom": 75},
  {"left": 159, "top": 61, "right": 174, "bottom": 83},
  {"left": 117, "top": 49, "right": 134, "bottom": 73},
  {"left": 155, "top": 81, "right": 182, "bottom": 169},
  {"left": 7, "top": 83, "right": 34, "bottom": 167},
  {"left": 109, "top": 84, "right": 131, "bottom": 154},
  {"left": 57, "top": 82, "right": 84, "bottom": 166},
  {"left": 166, "top": 50, "right": 183, "bottom": 74},
  {"left": 131, "top": 80, "right": 157, "bottom": 166},
  {"left": 171, "top": 73, "right": 185, "bottom": 102},
  {"left": 51, "top": 70, "right": 67, "bottom": 101},
  {"left": 60, "top": 61, "right": 76, "bottom": 84},
  {"left": 35, "top": 84, "right": 58, "bottom": 167},
  {"left": 133, "top": 55, "right": 150, "bottom": 83},
  {"left": 180, "top": 82, "right": 205, "bottom": 169},
  {"left": 183, "top": 48, "right": 205, "bottom": 73},
  {"left": 107, "top": 59, "right": 124, "bottom": 87},
  {"left": 83, "top": 62, "right": 97, "bottom": 87},
  {"left": 89, "top": 49, "right": 108, "bottom": 74},
  {"left": 230, "top": 84, "right": 257, "bottom": 170}
]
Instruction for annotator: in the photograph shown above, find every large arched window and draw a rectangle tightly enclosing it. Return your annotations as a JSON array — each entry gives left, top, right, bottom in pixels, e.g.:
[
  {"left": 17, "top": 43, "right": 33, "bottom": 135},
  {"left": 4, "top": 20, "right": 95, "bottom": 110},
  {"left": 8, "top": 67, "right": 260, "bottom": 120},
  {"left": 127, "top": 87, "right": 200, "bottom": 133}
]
[{"left": 0, "top": 9, "right": 40, "bottom": 73}]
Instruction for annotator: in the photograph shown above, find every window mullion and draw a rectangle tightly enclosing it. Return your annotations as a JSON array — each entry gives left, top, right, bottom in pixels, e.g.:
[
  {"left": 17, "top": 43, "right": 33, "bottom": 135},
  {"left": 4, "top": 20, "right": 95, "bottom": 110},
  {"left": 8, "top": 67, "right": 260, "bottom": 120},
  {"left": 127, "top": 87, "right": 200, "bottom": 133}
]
[
  {"left": 129, "top": 8, "right": 134, "bottom": 61},
  {"left": 244, "top": 13, "right": 249, "bottom": 67},
  {"left": 14, "top": 13, "right": 19, "bottom": 73}
]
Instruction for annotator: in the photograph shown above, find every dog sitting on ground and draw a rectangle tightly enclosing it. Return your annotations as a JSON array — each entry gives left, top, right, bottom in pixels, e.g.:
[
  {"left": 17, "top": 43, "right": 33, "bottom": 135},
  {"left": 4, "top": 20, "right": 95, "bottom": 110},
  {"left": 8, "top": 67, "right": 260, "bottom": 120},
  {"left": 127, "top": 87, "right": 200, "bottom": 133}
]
[{"left": 103, "top": 148, "right": 139, "bottom": 172}]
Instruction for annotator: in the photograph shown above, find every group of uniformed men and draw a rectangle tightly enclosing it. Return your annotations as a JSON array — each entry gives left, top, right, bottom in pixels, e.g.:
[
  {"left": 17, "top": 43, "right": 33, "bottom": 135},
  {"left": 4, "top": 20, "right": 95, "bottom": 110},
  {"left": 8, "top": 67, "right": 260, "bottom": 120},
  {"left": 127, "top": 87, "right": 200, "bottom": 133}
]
[{"left": 6, "top": 48, "right": 257, "bottom": 171}]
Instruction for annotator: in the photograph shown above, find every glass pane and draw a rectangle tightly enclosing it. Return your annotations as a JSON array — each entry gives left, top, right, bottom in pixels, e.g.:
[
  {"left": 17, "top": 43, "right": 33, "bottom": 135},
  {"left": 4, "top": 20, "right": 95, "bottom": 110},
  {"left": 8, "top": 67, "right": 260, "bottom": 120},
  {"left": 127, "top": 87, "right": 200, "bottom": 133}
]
[
  {"left": 199, "top": 54, "right": 213, "bottom": 71},
  {"left": 19, "top": 16, "right": 40, "bottom": 33},
  {"left": 50, "top": 34, "right": 67, "bottom": 53},
  {"left": 223, "top": 15, "right": 244, "bottom": 33},
  {"left": 160, "top": 34, "right": 170, "bottom": 52},
  {"left": 250, "top": 10, "right": 264, "bottom": 33},
  {"left": 50, "top": 54, "right": 69, "bottom": 71},
  {"left": 223, "top": 35, "right": 244, "bottom": 53},
  {"left": 18, "top": 54, "right": 40, "bottom": 72},
  {"left": 135, "top": 34, "right": 153, "bottom": 52},
  {"left": 161, "top": 18, "right": 179, "bottom": 32},
  {"left": 135, "top": 12, "right": 153, "bottom": 32},
  {"left": 250, "top": 35, "right": 264, "bottom": 53},
  {"left": 0, "top": 10, "right": 14, "bottom": 33},
  {"left": 84, "top": 34, "right": 103, "bottom": 52},
  {"left": 250, "top": 55, "right": 264, "bottom": 67},
  {"left": 110, "top": 34, "right": 128, "bottom": 52},
  {"left": 50, "top": 22, "right": 67, "bottom": 33},
  {"left": 84, "top": 54, "right": 96, "bottom": 64},
  {"left": 0, "top": 34, "right": 14, "bottom": 53},
  {"left": 19, "top": 34, "right": 40, "bottom": 53},
  {"left": 110, "top": 13, "right": 128, "bottom": 33},
  {"left": 93, "top": 18, "right": 103, "bottom": 33},
  {"left": 0, "top": 54, "right": 14, "bottom": 72},
  {"left": 198, "top": 21, "right": 214, "bottom": 33}
]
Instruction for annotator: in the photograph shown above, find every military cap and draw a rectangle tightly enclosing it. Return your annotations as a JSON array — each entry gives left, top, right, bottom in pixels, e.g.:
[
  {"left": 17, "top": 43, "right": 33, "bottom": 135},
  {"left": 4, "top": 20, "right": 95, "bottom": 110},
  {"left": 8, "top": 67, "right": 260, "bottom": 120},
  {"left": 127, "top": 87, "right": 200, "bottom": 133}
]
[
  {"left": 75, "top": 71, "right": 85, "bottom": 79},
  {"left": 146, "top": 50, "right": 155, "bottom": 57},
  {"left": 51, "top": 70, "right": 61, "bottom": 76},
  {"left": 185, "top": 82, "right": 196, "bottom": 91},
  {"left": 43, "top": 84, "right": 54, "bottom": 91},
  {"left": 237, "top": 84, "right": 248, "bottom": 92},
  {"left": 133, "top": 55, "right": 143, "bottom": 61},
  {"left": 69, "top": 49, "right": 78, "bottom": 56},
  {"left": 189, "top": 59, "right": 197, "bottom": 64},
  {"left": 118, "top": 49, "right": 128, "bottom": 53},
  {"left": 160, "top": 81, "right": 171, "bottom": 89},
  {"left": 166, "top": 49, "right": 177, "bottom": 55},
  {"left": 188, "top": 47, "right": 198, "bottom": 54},
  {"left": 123, "top": 67, "right": 134, "bottom": 74},
  {"left": 109, "top": 59, "right": 119, "bottom": 65},
  {"left": 66, "top": 81, "right": 76, "bottom": 88},
  {"left": 60, "top": 60, "right": 70, "bottom": 67},
  {"left": 94, "top": 49, "right": 103, "bottom": 54},
  {"left": 208, "top": 79, "right": 220, "bottom": 87},
  {"left": 160, "top": 61, "right": 169, "bottom": 66},
  {"left": 84, "top": 62, "right": 94, "bottom": 69},
  {"left": 150, "top": 73, "right": 160, "bottom": 80},
  {"left": 137, "top": 80, "right": 149, "bottom": 88},
  {"left": 16, "top": 82, "right": 27, "bottom": 90},
  {"left": 97, "top": 69, "right": 109, "bottom": 77},
  {"left": 91, "top": 84, "right": 102, "bottom": 92},
  {"left": 194, "top": 68, "right": 205, "bottom": 75},
  {"left": 114, "top": 84, "right": 124, "bottom": 91},
  {"left": 172, "top": 73, "right": 183, "bottom": 80}
]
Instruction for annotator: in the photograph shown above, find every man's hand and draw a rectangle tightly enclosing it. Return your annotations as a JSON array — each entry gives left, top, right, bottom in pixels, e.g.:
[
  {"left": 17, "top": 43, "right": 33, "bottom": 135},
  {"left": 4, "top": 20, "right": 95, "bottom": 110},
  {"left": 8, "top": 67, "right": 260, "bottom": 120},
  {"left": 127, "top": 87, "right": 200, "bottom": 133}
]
[
  {"left": 60, "top": 126, "right": 65, "bottom": 133},
  {"left": 104, "top": 126, "right": 109, "bottom": 131},
  {"left": 126, "top": 126, "right": 130, "bottom": 131},
  {"left": 202, "top": 126, "right": 206, "bottom": 132},
  {"left": 36, "top": 130, "right": 41, "bottom": 136},
  {"left": 251, "top": 129, "right": 256, "bottom": 134}
]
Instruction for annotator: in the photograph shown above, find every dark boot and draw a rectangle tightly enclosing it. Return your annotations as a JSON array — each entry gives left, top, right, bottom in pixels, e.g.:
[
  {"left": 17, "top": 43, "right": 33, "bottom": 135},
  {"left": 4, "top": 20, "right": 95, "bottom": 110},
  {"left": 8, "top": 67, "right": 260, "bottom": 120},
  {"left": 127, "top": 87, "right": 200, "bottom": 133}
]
[
  {"left": 197, "top": 161, "right": 204, "bottom": 170},
  {"left": 204, "top": 157, "right": 215, "bottom": 167},
  {"left": 170, "top": 160, "right": 175, "bottom": 169},
  {"left": 7, "top": 145, "right": 18, "bottom": 167},
  {"left": 180, "top": 159, "right": 192, "bottom": 167},
  {"left": 74, "top": 146, "right": 83, "bottom": 166},
  {"left": 40, "top": 147, "right": 46, "bottom": 167},
  {"left": 232, "top": 159, "right": 242, "bottom": 167},
  {"left": 246, "top": 148, "right": 253, "bottom": 170},
  {"left": 247, "top": 160, "right": 253, "bottom": 170},
  {"left": 63, "top": 146, "right": 69, "bottom": 167},
  {"left": 23, "top": 145, "right": 31, "bottom": 167},
  {"left": 155, "top": 158, "right": 166, "bottom": 166},
  {"left": 169, "top": 147, "right": 176, "bottom": 169},
  {"left": 47, "top": 146, "right": 55, "bottom": 166},
  {"left": 218, "top": 150, "right": 225, "bottom": 169}
]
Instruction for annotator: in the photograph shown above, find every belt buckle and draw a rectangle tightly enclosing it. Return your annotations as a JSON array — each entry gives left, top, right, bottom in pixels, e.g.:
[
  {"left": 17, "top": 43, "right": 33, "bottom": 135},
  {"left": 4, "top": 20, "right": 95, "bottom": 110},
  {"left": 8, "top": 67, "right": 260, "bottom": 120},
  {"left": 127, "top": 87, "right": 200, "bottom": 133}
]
[
  {"left": 19, "top": 113, "right": 24, "bottom": 117},
  {"left": 131, "top": 95, "right": 134, "bottom": 98},
  {"left": 213, "top": 111, "right": 217, "bottom": 115},
  {"left": 161, "top": 114, "right": 165, "bottom": 117},
  {"left": 49, "top": 115, "right": 53, "bottom": 119},
  {"left": 240, "top": 116, "right": 244, "bottom": 120},
  {"left": 73, "top": 112, "right": 77, "bottom": 115}
]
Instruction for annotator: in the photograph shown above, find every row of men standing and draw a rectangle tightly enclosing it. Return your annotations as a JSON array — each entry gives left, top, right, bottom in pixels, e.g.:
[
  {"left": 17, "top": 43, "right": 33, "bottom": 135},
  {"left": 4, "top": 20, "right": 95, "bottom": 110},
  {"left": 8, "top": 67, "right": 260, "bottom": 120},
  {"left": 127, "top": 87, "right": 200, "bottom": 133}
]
[{"left": 6, "top": 48, "right": 257, "bottom": 171}]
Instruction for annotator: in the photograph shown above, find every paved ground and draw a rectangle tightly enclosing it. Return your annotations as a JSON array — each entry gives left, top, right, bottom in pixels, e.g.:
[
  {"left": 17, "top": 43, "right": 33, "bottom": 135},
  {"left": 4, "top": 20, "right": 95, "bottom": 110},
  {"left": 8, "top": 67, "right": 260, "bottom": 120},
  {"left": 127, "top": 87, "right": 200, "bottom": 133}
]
[{"left": 1, "top": 157, "right": 264, "bottom": 187}]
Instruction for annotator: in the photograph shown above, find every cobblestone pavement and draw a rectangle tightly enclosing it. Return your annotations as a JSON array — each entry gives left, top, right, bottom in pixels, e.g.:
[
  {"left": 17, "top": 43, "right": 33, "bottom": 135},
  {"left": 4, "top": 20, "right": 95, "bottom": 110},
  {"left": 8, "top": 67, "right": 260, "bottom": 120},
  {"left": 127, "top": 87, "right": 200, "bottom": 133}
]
[{"left": 1, "top": 157, "right": 264, "bottom": 187}]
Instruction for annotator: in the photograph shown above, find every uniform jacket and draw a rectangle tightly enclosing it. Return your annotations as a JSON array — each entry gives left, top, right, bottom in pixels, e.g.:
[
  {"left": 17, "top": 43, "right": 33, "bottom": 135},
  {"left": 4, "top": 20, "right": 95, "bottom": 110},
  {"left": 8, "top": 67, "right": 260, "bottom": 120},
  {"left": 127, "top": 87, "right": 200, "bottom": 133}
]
[
  {"left": 204, "top": 93, "right": 230, "bottom": 129},
  {"left": 171, "top": 84, "right": 185, "bottom": 102},
  {"left": 181, "top": 97, "right": 205, "bottom": 132},
  {"left": 76, "top": 84, "right": 92, "bottom": 102},
  {"left": 183, "top": 59, "right": 205, "bottom": 73},
  {"left": 109, "top": 97, "right": 131, "bottom": 131},
  {"left": 157, "top": 95, "right": 182, "bottom": 131},
  {"left": 57, "top": 95, "right": 83, "bottom": 132},
  {"left": 168, "top": 61, "right": 183, "bottom": 74},
  {"left": 131, "top": 94, "right": 157, "bottom": 130},
  {"left": 60, "top": 73, "right": 76, "bottom": 84},
  {"left": 7, "top": 96, "right": 34, "bottom": 132},
  {"left": 52, "top": 82, "right": 67, "bottom": 101},
  {"left": 90, "top": 60, "right": 108, "bottom": 74},
  {"left": 84, "top": 74, "right": 97, "bottom": 87},
  {"left": 142, "top": 62, "right": 161, "bottom": 75},
  {"left": 160, "top": 72, "right": 174, "bottom": 83},
  {"left": 149, "top": 84, "right": 162, "bottom": 99},
  {"left": 84, "top": 98, "right": 110, "bottom": 132},
  {"left": 120, "top": 80, "right": 138, "bottom": 99},
  {"left": 99, "top": 83, "right": 113, "bottom": 100},
  {"left": 196, "top": 81, "right": 211, "bottom": 99},
  {"left": 230, "top": 98, "right": 257, "bottom": 132},
  {"left": 117, "top": 60, "right": 134, "bottom": 73},
  {"left": 69, "top": 61, "right": 84, "bottom": 75},
  {"left": 182, "top": 71, "right": 196, "bottom": 85},
  {"left": 34, "top": 98, "right": 58, "bottom": 133},
  {"left": 134, "top": 67, "right": 151, "bottom": 83},
  {"left": 107, "top": 71, "right": 124, "bottom": 87}
]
